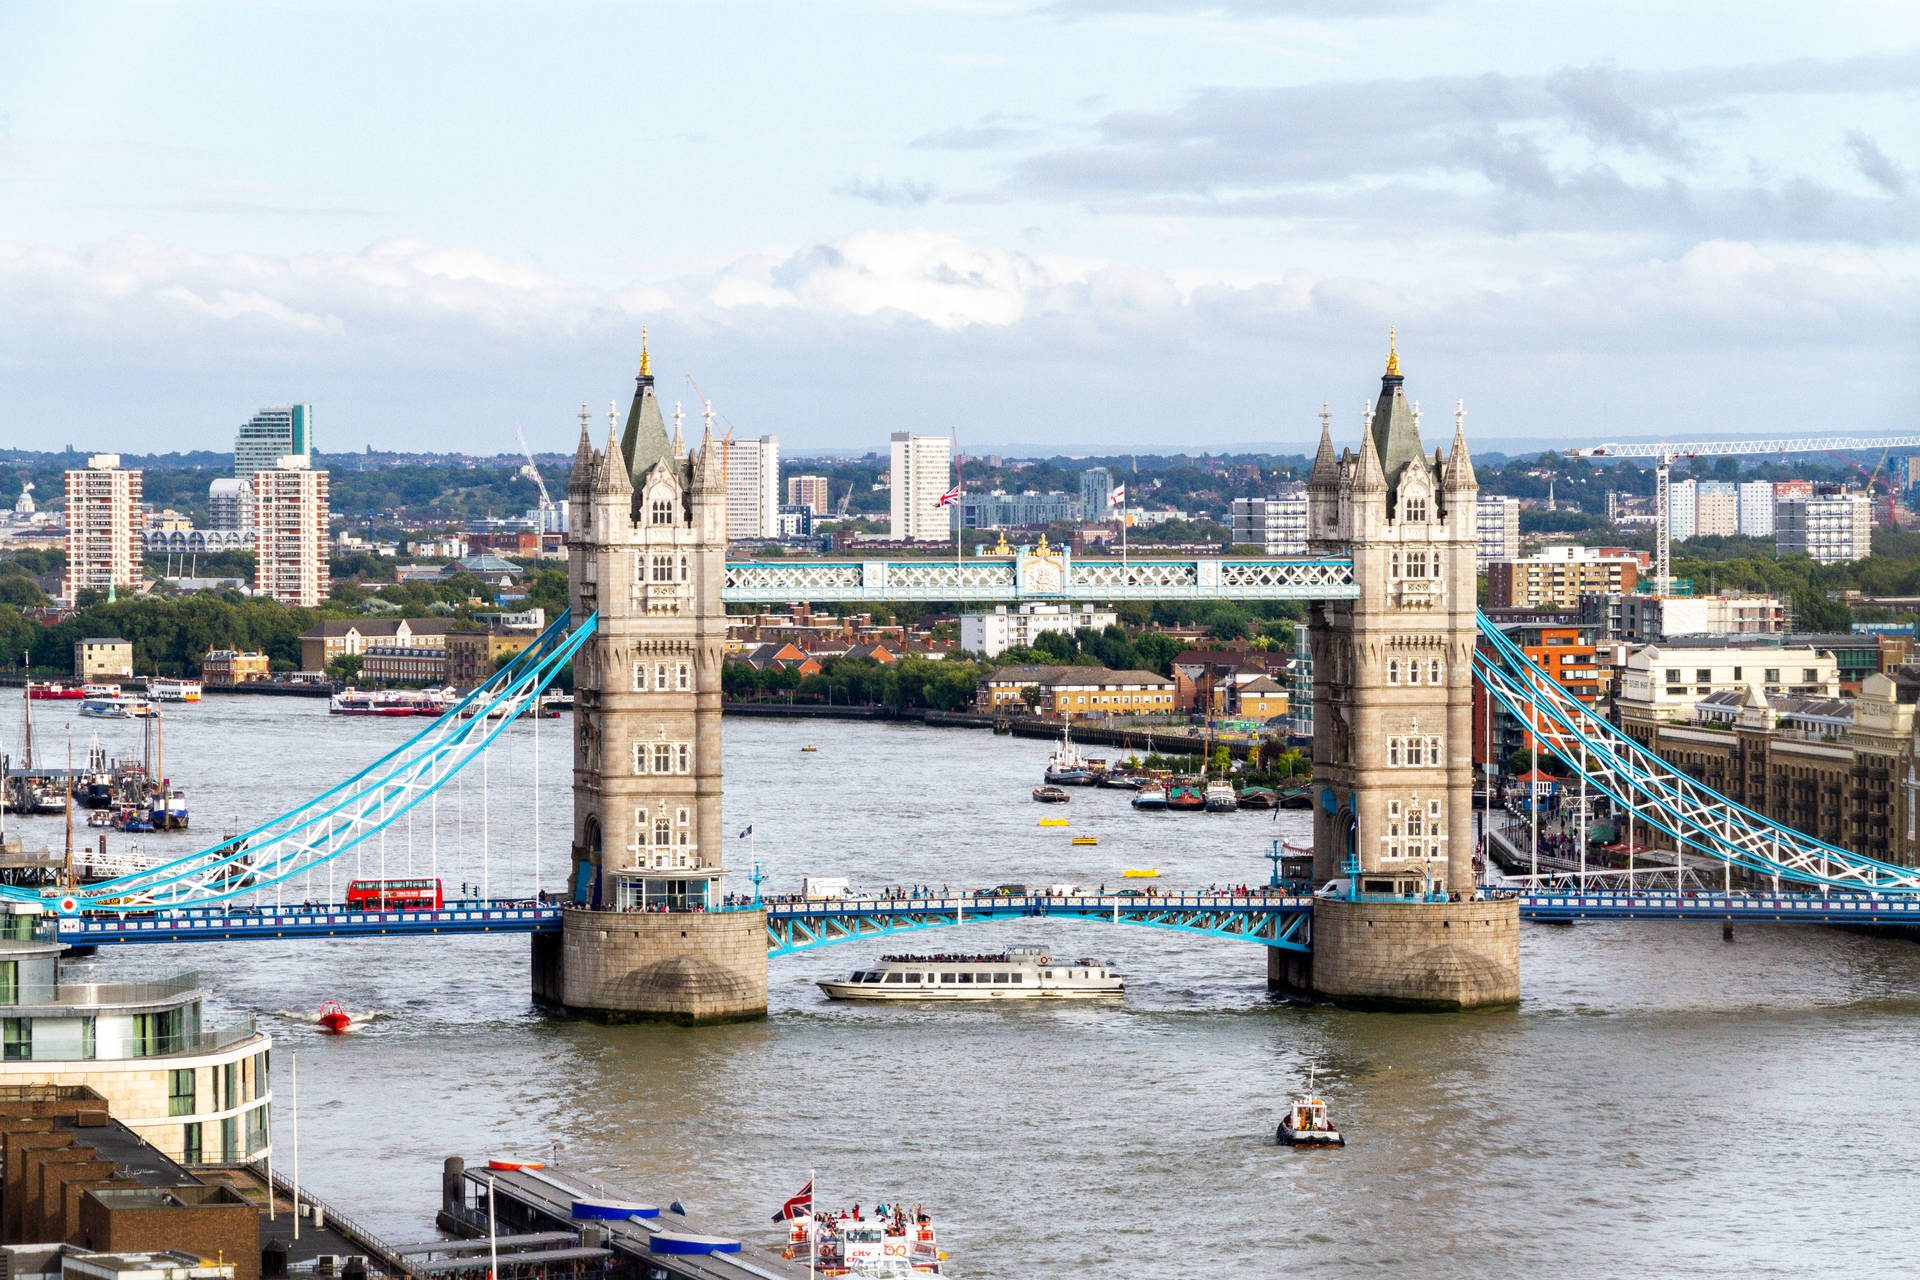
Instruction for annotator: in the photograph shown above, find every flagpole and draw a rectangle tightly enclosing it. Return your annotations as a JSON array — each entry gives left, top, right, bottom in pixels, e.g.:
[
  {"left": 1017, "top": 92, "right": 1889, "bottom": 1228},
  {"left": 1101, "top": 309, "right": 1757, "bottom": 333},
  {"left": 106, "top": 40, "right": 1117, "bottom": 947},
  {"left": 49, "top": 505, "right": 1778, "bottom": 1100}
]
[
  {"left": 809, "top": 1167, "right": 817, "bottom": 1280},
  {"left": 952, "top": 430, "right": 962, "bottom": 573}
]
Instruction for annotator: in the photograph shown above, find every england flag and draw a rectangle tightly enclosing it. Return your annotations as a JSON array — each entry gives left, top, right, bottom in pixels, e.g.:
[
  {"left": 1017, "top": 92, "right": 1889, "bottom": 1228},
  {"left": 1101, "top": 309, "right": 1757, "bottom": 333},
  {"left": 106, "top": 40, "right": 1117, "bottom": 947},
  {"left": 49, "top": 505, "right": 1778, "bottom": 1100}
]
[{"left": 1109, "top": 484, "right": 1127, "bottom": 508}]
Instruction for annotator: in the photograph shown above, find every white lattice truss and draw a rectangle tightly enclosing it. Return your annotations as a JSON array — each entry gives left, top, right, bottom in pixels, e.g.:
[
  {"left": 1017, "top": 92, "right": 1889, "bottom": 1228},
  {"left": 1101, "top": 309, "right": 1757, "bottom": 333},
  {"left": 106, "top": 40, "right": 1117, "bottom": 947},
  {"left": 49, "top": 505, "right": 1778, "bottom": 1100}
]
[
  {"left": 1475, "top": 615, "right": 1920, "bottom": 894},
  {"left": 723, "top": 557, "right": 1356, "bottom": 602},
  {"left": 13, "top": 612, "right": 599, "bottom": 914}
]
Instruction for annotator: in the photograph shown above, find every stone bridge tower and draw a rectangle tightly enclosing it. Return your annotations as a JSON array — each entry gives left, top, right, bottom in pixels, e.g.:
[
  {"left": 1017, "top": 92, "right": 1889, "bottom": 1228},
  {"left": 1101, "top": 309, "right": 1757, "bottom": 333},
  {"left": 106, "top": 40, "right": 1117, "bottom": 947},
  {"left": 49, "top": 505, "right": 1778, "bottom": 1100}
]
[
  {"left": 530, "top": 334, "right": 769, "bottom": 1023},
  {"left": 1272, "top": 335, "right": 1519, "bottom": 1009}
]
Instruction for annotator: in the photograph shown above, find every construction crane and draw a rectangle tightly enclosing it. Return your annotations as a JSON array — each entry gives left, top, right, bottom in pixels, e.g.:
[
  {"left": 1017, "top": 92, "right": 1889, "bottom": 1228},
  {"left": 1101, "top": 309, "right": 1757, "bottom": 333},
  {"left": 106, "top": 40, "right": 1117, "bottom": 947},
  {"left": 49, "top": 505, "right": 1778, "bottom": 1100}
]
[
  {"left": 1824, "top": 449, "right": 1902, "bottom": 527},
  {"left": 514, "top": 425, "right": 557, "bottom": 532},
  {"left": 1570, "top": 435, "right": 1920, "bottom": 596}
]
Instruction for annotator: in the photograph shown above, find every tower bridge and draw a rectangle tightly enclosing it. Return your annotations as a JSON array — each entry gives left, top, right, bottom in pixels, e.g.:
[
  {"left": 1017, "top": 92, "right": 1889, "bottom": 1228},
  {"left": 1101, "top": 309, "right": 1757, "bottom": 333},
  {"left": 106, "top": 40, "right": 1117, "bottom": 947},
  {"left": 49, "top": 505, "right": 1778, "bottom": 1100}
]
[{"left": 18, "top": 333, "right": 1920, "bottom": 1020}]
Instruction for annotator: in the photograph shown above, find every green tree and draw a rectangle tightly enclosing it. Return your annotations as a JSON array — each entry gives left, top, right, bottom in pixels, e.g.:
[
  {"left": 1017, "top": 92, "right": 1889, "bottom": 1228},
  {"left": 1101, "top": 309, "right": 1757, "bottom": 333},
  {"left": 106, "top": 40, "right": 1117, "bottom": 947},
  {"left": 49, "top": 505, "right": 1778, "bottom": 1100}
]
[{"left": 329, "top": 653, "right": 363, "bottom": 681}]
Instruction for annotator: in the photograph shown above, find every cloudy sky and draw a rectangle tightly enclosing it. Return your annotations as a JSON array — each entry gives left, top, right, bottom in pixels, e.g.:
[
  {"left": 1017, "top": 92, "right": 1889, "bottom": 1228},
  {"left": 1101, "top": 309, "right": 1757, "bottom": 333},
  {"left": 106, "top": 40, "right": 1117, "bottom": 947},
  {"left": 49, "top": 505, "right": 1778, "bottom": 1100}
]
[{"left": 2, "top": 1, "right": 1916, "bottom": 458}]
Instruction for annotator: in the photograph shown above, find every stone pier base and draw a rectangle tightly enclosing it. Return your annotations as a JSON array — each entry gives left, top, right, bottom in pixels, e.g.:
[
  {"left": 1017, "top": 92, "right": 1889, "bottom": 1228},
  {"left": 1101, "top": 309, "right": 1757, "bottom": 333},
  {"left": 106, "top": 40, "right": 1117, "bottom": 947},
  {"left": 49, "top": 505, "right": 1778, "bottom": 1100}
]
[
  {"left": 531, "top": 907, "right": 768, "bottom": 1024},
  {"left": 1301, "top": 897, "right": 1519, "bottom": 1010}
]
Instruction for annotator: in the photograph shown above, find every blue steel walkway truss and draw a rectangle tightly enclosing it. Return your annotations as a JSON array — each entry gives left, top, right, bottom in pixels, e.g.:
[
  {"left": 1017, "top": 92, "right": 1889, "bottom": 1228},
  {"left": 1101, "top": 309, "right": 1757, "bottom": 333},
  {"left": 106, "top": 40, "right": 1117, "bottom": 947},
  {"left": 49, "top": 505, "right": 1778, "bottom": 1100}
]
[{"left": 761, "top": 893, "right": 1315, "bottom": 958}]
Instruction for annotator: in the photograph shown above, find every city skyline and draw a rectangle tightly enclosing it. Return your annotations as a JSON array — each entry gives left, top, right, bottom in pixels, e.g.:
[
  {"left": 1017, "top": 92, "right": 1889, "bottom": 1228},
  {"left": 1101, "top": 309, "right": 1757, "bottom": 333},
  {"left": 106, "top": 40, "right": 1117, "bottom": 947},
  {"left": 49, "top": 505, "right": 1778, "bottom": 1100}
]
[{"left": 1, "top": 4, "right": 1914, "bottom": 458}]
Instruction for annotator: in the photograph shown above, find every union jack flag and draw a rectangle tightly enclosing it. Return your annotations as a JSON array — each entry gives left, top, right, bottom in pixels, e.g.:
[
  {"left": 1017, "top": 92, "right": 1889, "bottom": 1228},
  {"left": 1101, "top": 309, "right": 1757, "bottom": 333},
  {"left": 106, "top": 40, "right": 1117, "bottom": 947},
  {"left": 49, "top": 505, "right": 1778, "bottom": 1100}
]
[
  {"left": 773, "top": 1178, "right": 813, "bottom": 1222},
  {"left": 935, "top": 486, "right": 961, "bottom": 507}
]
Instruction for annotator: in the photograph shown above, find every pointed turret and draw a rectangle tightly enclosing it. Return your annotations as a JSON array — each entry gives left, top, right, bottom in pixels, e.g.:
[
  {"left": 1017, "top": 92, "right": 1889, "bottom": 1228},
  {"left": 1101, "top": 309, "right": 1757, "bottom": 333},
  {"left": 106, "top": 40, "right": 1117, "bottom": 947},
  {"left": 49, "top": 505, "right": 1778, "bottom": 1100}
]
[
  {"left": 567, "top": 401, "right": 596, "bottom": 496},
  {"left": 619, "top": 328, "right": 674, "bottom": 482},
  {"left": 672, "top": 399, "right": 687, "bottom": 460},
  {"left": 601, "top": 400, "right": 633, "bottom": 495},
  {"left": 1309, "top": 402, "right": 1338, "bottom": 488},
  {"left": 694, "top": 400, "right": 723, "bottom": 493},
  {"left": 1443, "top": 399, "right": 1478, "bottom": 494},
  {"left": 1369, "top": 327, "right": 1426, "bottom": 500},
  {"left": 1354, "top": 415, "right": 1387, "bottom": 494}
]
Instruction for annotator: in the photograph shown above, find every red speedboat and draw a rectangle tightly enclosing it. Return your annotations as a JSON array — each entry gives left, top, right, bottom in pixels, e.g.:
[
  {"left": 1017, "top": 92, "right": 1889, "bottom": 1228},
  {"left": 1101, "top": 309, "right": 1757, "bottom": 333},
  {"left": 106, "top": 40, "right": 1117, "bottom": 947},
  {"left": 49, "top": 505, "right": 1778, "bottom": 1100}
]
[{"left": 315, "top": 1001, "right": 351, "bottom": 1033}]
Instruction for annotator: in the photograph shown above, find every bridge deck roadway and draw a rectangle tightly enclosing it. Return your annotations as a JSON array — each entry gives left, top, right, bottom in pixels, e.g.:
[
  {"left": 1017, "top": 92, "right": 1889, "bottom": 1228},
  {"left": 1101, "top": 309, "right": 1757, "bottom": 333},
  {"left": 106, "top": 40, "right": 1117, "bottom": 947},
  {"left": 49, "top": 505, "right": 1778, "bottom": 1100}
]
[{"left": 45, "top": 889, "right": 1920, "bottom": 947}]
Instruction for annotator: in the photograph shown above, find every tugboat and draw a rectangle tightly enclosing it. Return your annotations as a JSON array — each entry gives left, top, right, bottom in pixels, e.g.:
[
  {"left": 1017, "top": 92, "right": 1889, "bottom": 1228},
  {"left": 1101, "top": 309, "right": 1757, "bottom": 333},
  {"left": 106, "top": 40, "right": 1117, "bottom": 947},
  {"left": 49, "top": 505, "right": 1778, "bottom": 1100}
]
[
  {"left": 1166, "top": 777, "right": 1206, "bottom": 811},
  {"left": 1031, "top": 785, "right": 1070, "bottom": 804},
  {"left": 1131, "top": 782, "right": 1168, "bottom": 811},
  {"left": 315, "top": 1001, "right": 351, "bottom": 1033},
  {"left": 1204, "top": 779, "right": 1239, "bottom": 812},
  {"left": 1277, "top": 1070, "right": 1345, "bottom": 1147},
  {"left": 1042, "top": 724, "right": 1099, "bottom": 786}
]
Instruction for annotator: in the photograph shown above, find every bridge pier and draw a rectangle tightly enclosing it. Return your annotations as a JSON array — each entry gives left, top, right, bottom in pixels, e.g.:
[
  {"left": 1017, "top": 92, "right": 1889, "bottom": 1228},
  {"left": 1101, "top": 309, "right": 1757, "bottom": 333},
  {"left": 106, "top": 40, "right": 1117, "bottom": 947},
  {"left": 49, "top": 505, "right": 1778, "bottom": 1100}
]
[
  {"left": 532, "top": 907, "right": 768, "bottom": 1024},
  {"left": 1298, "top": 897, "right": 1518, "bottom": 1010}
]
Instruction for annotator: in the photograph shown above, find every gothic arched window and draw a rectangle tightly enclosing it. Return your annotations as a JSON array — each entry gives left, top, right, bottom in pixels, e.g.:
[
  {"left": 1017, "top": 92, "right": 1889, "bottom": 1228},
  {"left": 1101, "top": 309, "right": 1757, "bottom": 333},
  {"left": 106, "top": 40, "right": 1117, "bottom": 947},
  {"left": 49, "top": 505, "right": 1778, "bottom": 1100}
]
[
  {"left": 651, "top": 498, "right": 673, "bottom": 525},
  {"left": 1405, "top": 497, "right": 1428, "bottom": 522}
]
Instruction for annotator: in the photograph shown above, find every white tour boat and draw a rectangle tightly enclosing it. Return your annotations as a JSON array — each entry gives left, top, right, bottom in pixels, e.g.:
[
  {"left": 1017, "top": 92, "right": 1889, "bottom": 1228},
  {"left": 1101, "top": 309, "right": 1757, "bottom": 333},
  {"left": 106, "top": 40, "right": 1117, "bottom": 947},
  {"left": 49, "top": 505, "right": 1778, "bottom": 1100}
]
[
  {"left": 784, "top": 1205, "right": 944, "bottom": 1276},
  {"left": 819, "top": 945, "right": 1123, "bottom": 1001},
  {"left": 146, "top": 677, "right": 202, "bottom": 702}
]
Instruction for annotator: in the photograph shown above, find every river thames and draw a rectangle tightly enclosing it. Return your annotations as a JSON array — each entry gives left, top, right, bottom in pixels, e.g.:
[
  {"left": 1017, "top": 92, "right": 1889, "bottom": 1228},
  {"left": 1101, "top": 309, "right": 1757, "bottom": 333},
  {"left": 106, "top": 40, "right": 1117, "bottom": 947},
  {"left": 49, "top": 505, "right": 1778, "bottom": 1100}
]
[{"left": 8, "top": 695, "right": 1920, "bottom": 1278}]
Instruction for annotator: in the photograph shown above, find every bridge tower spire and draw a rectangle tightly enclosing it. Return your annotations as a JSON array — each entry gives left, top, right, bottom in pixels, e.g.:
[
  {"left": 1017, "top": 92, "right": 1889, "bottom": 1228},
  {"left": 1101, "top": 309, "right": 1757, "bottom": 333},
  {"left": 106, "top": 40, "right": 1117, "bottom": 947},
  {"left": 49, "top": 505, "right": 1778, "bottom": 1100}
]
[
  {"left": 1283, "top": 335, "right": 1519, "bottom": 1009},
  {"left": 532, "top": 334, "right": 768, "bottom": 1023}
]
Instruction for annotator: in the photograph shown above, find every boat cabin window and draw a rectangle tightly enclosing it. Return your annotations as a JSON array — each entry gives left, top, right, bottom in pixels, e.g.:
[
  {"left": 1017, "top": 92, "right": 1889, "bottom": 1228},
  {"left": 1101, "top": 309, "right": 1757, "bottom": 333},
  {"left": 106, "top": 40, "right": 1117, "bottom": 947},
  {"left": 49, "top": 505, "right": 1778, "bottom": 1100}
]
[
  {"left": 1009, "top": 972, "right": 1023, "bottom": 983},
  {"left": 849, "top": 972, "right": 865, "bottom": 981},
  {"left": 883, "top": 973, "right": 904, "bottom": 983},
  {"left": 956, "top": 973, "right": 974, "bottom": 983},
  {"left": 940, "top": 973, "right": 956, "bottom": 983},
  {"left": 861, "top": 973, "right": 883, "bottom": 983},
  {"left": 994, "top": 973, "right": 1010, "bottom": 983},
  {"left": 905, "top": 973, "right": 922, "bottom": 982}
]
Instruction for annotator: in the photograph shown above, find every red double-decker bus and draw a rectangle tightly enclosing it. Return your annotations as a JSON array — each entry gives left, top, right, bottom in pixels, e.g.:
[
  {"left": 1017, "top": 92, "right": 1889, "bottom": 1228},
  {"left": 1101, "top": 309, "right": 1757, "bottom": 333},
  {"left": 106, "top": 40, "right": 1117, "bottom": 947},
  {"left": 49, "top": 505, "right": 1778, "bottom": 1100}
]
[{"left": 344, "top": 878, "right": 444, "bottom": 911}]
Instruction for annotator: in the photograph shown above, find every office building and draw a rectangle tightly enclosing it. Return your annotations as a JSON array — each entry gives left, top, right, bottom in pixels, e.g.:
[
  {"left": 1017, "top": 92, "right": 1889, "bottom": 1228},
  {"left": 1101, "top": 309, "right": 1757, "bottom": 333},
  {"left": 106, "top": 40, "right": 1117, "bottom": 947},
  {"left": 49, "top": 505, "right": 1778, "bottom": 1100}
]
[
  {"left": 787, "top": 474, "right": 831, "bottom": 515},
  {"left": 63, "top": 455, "right": 143, "bottom": 602},
  {"left": 956, "top": 490, "right": 1080, "bottom": 529},
  {"left": 960, "top": 603, "right": 1118, "bottom": 658},
  {"left": 1776, "top": 489, "right": 1872, "bottom": 564},
  {"left": 1230, "top": 493, "right": 1308, "bottom": 554},
  {"left": 0, "top": 928, "right": 271, "bottom": 1167},
  {"left": 889, "top": 432, "right": 952, "bottom": 541},
  {"left": 1578, "top": 592, "right": 1788, "bottom": 642},
  {"left": 251, "top": 463, "right": 330, "bottom": 607},
  {"left": 1694, "top": 480, "right": 1738, "bottom": 537},
  {"left": 1486, "top": 546, "right": 1641, "bottom": 609},
  {"left": 1476, "top": 495, "right": 1520, "bottom": 567},
  {"left": 1737, "top": 480, "right": 1776, "bottom": 537},
  {"left": 1080, "top": 467, "right": 1115, "bottom": 521},
  {"left": 206, "top": 478, "right": 252, "bottom": 533},
  {"left": 233, "top": 404, "right": 312, "bottom": 475},
  {"left": 723, "top": 435, "right": 780, "bottom": 540},
  {"left": 1619, "top": 643, "right": 1839, "bottom": 720}
]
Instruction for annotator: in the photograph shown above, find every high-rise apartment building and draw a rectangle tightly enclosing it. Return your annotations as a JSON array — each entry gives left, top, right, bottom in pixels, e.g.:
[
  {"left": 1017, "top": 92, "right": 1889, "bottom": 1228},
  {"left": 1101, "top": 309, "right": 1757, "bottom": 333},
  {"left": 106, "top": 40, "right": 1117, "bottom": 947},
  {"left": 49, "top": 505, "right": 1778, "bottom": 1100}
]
[
  {"left": 234, "top": 404, "right": 313, "bottom": 474},
  {"left": 787, "top": 474, "right": 831, "bottom": 515},
  {"left": 889, "top": 432, "right": 952, "bottom": 541},
  {"left": 1776, "top": 489, "right": 1872, "bottom": 564},
  {"left": 1079, "top": 467, "right": 1114, "bottom": 520},
  {"left": 1668, "top": 478, "right": 1697, "bottom": 541},
  {"left": 63, "top": 455, "right": 143, "bottom": 601},
  {"left": 1476, "top": 495, "right": 1520, "bottom": 567},
  {"left": 208, "top": 477, "right": 254, "bottom": 532},
  {"left": 1694, "top": 480, "right": 1737, "bottom": 537},
  {"left": 1486, "top": 545, "right": 1641, "bottom": 609},
  {"left": 723, "top": 435, "right": 779, "bottom": 540},
  {"left": 253, "top": 463, "right": 331, "bottom": 607},
  {"left": 1737, "top": 480, "right": 1776, "bottom": 536},
  {"left": 1230, "top": 492, "right": 1308, "bottom": 554}
]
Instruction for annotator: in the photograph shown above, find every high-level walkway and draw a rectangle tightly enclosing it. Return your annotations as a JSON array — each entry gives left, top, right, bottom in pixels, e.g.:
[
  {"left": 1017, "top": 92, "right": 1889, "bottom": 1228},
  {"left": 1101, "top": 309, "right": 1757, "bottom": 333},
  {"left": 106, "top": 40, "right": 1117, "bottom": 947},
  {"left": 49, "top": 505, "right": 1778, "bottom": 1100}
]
[{"left": 50, "top": 889, "right": 1920, "bottom": 948}]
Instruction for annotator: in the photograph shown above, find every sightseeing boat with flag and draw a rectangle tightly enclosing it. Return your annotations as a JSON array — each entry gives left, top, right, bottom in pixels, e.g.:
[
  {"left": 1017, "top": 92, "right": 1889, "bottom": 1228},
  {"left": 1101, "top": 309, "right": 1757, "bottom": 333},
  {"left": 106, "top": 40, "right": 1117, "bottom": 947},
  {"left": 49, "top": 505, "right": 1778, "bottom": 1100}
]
[{"left": 775, "top": 1178, "right": 945, "bottom": 1276}]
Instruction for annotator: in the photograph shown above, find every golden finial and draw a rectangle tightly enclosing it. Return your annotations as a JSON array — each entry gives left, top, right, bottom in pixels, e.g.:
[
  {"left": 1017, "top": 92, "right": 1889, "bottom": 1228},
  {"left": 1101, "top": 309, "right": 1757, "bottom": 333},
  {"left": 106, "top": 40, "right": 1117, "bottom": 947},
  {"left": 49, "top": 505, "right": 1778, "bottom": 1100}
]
[
  {"left": 639, "top": 327, "right": 651, "bottom": 378},
  {"left": 1384, "top": 326, "right": 1400, "bottom": 377}
]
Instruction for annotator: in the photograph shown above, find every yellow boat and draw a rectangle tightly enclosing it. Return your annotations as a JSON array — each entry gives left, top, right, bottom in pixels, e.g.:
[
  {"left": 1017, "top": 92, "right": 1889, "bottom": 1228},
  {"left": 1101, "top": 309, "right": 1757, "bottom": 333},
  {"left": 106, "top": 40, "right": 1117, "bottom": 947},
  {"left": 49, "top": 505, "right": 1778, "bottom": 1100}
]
[
  {"left": 800, "top": 746, "right": 818, "bottom": 752},
  {"left": 1038, "top": 818, "right": 1069, "bottom": 827},
  {"left": 1072, "top": 837, "right": 1098, "bottom": 846},
  {"left": 1122, "top": 867, "right": 1159, "bottom": 878}
]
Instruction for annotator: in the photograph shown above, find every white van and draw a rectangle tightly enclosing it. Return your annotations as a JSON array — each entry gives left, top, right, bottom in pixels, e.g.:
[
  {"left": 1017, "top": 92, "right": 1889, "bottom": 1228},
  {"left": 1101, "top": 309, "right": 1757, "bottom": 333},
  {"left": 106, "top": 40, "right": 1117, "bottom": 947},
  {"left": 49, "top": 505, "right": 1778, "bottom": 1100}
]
[{"left": 1314, "top": 878, "right": 1352, "bottom": 899}]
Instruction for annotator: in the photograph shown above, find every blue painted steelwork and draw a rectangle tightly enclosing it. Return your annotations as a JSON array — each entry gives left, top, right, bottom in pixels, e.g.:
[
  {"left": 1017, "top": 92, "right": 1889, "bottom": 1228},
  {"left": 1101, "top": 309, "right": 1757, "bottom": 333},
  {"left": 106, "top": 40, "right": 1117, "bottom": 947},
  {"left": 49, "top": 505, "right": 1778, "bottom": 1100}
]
[
  {"left": 763, "top": 893, "right": 1314, "bottom": 958},
  {"left": 20, "top": 610, "right": 598, "bottom": 915},
  {"left": 55, "top": 900, "right": 563, "bottom": 943},
  {"left": 1517, "top": 890, "right": 1920, "bottom": 924},
  {"left": 1474, "top": 614, "right": 1920, "bottom": 893},
  {"left": 722, "top": 556, "right": 1357, "bottom": 604}
]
